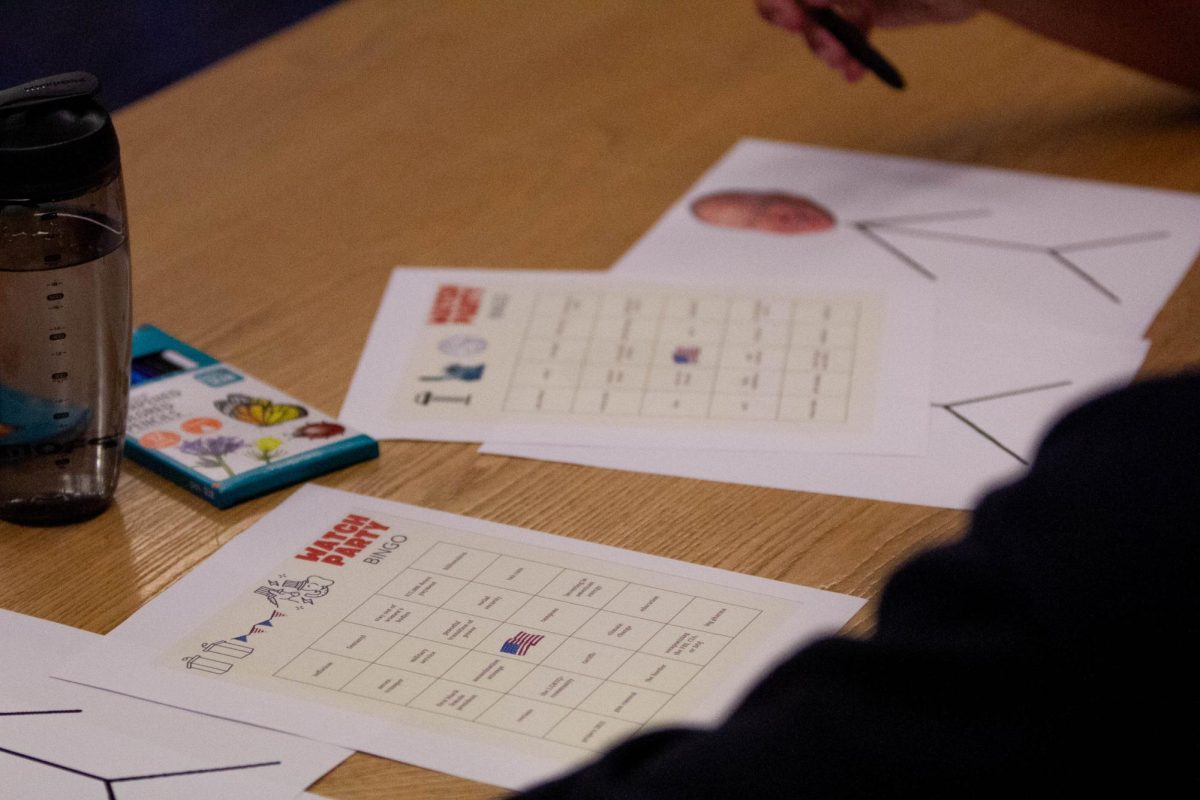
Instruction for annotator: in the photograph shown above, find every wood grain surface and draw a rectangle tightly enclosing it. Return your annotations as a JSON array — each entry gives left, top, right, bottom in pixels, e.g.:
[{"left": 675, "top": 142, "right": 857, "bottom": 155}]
[{"left": 2, "top": 2, "right": 1197, "bottom": 797}]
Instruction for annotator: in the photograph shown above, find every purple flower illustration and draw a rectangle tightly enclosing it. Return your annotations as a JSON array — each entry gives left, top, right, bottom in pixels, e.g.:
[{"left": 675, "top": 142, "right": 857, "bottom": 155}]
[{"left": 181, "top": 436, "right": 245, "bottom": 478}]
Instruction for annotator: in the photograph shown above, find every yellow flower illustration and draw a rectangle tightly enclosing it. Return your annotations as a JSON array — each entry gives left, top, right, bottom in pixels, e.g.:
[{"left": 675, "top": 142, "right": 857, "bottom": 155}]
[{"left": 252, "top": 436, "right": 284, "bottom": 464}]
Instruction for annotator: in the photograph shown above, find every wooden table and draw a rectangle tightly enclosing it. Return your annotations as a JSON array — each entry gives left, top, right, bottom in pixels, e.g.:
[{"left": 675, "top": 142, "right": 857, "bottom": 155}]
[{"left": 3, "top": 2, "right": 1198, "bottom": 797}]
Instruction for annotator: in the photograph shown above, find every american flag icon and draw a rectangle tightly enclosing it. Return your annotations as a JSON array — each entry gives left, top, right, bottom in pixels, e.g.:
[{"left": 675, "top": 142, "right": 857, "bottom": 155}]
[
  {"left": 500, "top": 631, "right": 544, "bottom": 656},
  {"left": 672, "top": 345, "right": 701, "bottom": 365}
]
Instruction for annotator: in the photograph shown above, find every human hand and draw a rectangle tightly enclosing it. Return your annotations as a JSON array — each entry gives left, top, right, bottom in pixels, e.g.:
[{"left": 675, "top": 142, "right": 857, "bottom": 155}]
[{"left": 755, "top": 0, "right": 982, "bottom": 82}]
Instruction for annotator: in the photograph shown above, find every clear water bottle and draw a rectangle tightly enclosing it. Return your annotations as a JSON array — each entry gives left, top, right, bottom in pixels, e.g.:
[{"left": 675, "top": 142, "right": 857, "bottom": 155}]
[{"left": 0, "top": 73, "right": 132, "bottom": 525}]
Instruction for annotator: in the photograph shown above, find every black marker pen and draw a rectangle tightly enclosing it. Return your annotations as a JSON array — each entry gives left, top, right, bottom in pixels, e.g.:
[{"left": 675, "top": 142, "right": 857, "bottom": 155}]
[{"left": 805, "top": 5, "right": 906, "bottom": 90}]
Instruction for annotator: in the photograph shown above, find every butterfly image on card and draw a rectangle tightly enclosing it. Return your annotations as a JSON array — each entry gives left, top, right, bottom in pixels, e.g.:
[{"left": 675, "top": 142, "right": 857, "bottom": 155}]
[{"left": 214, "top": 393, "right": 308, "bottom": 427}]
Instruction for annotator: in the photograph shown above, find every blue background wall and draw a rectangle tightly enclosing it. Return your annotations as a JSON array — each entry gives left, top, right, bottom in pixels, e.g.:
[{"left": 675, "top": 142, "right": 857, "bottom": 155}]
[{"left": 1, "top": 1, "right": 341, "bottom": 109}]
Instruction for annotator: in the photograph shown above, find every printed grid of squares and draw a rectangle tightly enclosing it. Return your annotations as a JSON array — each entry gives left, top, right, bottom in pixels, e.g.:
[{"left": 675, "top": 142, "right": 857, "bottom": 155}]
[
  {"left": 275, "top": 541, "right": 761, "bottom": 753},
  {"left": 503, "top": 290, "right": 861, "bottom": 421}
]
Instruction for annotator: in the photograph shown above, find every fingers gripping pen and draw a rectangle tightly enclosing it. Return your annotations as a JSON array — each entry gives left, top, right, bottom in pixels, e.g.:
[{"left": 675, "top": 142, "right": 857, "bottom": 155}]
[{"left": 801, "top": 4, "right": 907, "bottom": 89}]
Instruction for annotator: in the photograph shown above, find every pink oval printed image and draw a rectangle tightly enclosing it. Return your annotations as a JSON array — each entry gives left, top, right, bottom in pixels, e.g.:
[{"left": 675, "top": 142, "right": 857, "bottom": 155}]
[{"left": 690, "top": 191, "right": 836, "bottom": 235}]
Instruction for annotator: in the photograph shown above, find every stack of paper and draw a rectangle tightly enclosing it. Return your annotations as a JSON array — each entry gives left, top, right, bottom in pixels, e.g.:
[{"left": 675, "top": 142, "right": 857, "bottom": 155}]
[{"left": 467, "top": 140, "right": 1200, "bottom": 508}]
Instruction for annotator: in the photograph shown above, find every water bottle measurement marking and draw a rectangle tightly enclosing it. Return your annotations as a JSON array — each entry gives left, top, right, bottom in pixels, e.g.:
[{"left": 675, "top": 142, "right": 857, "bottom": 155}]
[{"left": 45, "top": 281, "right": 69, "bottom": 387}]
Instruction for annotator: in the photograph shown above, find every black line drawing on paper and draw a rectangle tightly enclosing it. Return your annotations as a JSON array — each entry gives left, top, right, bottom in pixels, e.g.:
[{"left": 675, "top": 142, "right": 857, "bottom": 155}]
[
  {"left": 0, "top": 744, "right": 280, "bottom": 800},
  {"left": 935, "top": 380, "right": 1073, "bottom": 465},
  {"left": 850, "top": 209, "right": 1170, "bottom": 304},
  {"left": 202, "top": 639, "right": 254, "bottom": 658},
  {"left": 254, "top": 575, "right": 332, "bottom": 609},
  {"left": 1, "top": 707, "right": 282, "bottom": 799},
  {"left": 182, "top": 654, "right": 234, "bottom": 675}
]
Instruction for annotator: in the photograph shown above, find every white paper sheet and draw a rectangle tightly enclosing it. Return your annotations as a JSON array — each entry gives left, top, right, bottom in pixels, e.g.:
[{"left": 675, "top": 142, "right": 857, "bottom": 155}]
[
  {"left": 340, "top": 268, "right": 934, "bottom": 455},
  {"left": 0, "top": 609, "right": 349, "bottom": 800},
  {"left": 481, "top": 324, "right": 1149, "bottom": 510},
  {"left": 56, "top": 484, "right": 865, "bottom": 790}
]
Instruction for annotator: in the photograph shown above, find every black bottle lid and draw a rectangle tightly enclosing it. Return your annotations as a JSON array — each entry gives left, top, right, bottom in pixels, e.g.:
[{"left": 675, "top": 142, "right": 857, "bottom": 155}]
[{"left": 0, "top": 72, "right": 121, "bottom": 202}]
